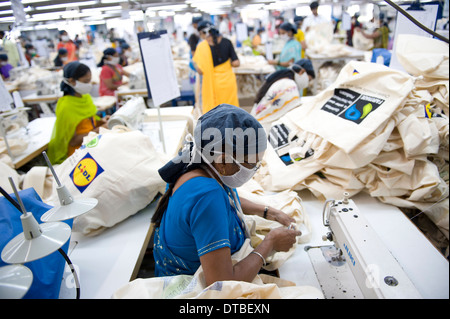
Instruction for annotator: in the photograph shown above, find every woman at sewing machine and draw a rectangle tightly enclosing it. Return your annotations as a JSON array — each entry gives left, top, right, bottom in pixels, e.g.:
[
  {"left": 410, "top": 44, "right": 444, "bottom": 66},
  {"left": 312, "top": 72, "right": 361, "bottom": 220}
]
[
  {"left": 152, "top": 104, "right": 300, "bottom": 286},
  {"left": 47, "top": 62, "right": 109, "bottom": 164},
  {"left": 267, "top": 22, "right": 302, "bottom": 70},
  {"left": 251, "top": 59, "right": 315, "bottom": 127},
  {"left": 98, "top": 48, "right": 130, "bottom": 96}
]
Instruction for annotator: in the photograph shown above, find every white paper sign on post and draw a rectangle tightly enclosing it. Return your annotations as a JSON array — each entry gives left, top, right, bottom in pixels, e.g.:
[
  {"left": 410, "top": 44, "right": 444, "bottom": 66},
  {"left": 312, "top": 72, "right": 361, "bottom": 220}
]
[{"left": 138, "top": 31, "right": 180, "bottom": 107}]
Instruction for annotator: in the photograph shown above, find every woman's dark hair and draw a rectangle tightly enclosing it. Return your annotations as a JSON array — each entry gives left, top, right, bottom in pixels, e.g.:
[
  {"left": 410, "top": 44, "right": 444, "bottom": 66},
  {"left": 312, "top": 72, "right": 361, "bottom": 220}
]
[
  {"left": 61, "top": 62, "right": 91, "bottom": 96},
  {"left": 151, "top": 159, "right": 204, "bottom": 228},
  {"left": 72, "top": 63, "right": 91, "bottom": 81},
  {"left": 254, "top": 68, "right": 296, "bottom": 104},
  {"left": 210, "top": 28, "right": 222, "bottom": 64},
  {"left": 97, "top": 48, "right": 116, "bottom": 67},
  {"left": 198, "top": 21, "right": 222, "bottom": 64}
]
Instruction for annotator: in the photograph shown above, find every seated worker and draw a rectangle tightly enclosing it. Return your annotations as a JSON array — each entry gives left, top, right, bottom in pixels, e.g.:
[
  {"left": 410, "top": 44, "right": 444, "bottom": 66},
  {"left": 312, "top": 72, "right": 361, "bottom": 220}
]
[
  {"left": 24, "top": 44, "right": 38, "bottom": 66},
  {"left": 267, "top": 22, "right": 302, "bottom": 70},
  {"left": 53, "top": 48, "right": 68, "bottom": 68},
  {"left": 119, "top": 43, "right": 135, "bottom": 67},
  {"left": 47, "top": 62, "right": 108, "bottom": 164},
  {"left": 0, "top": 54, "right": 13, "bottom": 80},
  {"left": 251, "top": 59, "right": 315, "bottom": 127},
  {"left": 98, "top": 48, "right": 130, "bottom": 96},
  {"left": 57, "top": 30, "right": 77, "bottom": 62},
  {"left": 152, "top": 104, "right": 300, "bottom": 286}
]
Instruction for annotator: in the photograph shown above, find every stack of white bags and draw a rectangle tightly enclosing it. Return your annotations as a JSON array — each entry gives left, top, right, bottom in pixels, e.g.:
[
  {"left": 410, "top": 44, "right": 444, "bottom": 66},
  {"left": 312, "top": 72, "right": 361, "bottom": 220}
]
[{"left": 253, "top": 34, "right": 449, "bottom": 256}]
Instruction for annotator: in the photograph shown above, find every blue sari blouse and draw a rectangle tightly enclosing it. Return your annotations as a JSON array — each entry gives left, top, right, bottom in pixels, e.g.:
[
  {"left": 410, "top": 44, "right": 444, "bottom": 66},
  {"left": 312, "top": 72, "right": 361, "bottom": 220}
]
[
  {"left": 153, "top": 176, "right": 246, "bottom": 277},
  {"left": 277, "top": 38, "right": 302, "bottom": 70}
]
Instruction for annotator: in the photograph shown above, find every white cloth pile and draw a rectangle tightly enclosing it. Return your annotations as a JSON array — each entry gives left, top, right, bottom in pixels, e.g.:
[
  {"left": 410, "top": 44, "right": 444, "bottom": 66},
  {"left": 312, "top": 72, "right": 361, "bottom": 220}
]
[
  {"left": 253, "top": 35, "right": 449, "bottom": 251},
  {"left": 113, "top": 237, "right": 323, "bottom": 299},
  {"left": 234, "top": 55, "right": 274, "bottom": 100},
  {"left": 45, "top": 126, "right": 169, "bottom": 236},
  {"left": 9, "top": 66, "right": 60, "bottom": 91},
  {"left": 304, "top": 22, "right": 355, "bottom": 57}
]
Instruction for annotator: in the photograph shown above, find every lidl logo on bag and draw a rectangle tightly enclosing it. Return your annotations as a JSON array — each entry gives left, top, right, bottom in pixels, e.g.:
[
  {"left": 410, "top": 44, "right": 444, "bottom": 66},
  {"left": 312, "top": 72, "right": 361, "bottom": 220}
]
[
  {"left": 320, "top": 88, "right": 385, "bottom": 124},
  {"left": 69, "top": 153, "right": 104, "bottom": 193}
]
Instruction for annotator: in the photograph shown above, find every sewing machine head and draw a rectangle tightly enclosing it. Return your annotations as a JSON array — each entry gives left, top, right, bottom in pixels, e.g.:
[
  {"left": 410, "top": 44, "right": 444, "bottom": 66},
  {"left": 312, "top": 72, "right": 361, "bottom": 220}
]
[
  {"left": 107, "top": 97, "right": 146, "bottom": 130},
  {"left": 317, "top": 192, "right": 422, "bottom": 299},
  {"left": 128, "top": 68, "right": 146, "bottom": 90},
  {"left": 36, "top": 73, "right": 61, "bottom": 96}
]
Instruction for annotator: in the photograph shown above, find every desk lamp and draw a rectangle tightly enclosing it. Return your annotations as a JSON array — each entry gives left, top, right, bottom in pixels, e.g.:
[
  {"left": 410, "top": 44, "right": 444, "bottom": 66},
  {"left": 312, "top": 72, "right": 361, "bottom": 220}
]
[
  {"left": 40, "top": 151, "right": 98, "bottom": 222},
  {"left": 0, "top": 180, "right": 80, "bottom": 299},
  {"left": 1, "top": 178, "right": 72, "bottom": 264},
  {"left": 0, "top": 264, "right": 33, "bottom": 299}
]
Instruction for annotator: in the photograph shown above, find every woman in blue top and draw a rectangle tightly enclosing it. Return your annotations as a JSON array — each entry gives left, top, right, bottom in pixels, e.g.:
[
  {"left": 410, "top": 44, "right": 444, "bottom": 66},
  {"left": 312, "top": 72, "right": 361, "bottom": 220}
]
[
  {"left": 152, "top": 104, "right": 300, "bottom": 286},
  {"left": 268, "top": 22, "right": 302, "bottom": 70}
]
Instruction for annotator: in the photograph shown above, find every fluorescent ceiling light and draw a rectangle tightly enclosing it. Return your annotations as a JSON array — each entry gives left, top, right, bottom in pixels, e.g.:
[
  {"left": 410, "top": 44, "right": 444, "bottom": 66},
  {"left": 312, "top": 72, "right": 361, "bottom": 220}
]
[
  {"left": 82, "top": 5, "right": 122, "bottom": 13},
  {"left": 0, "top": 0, "right": 53, "bottom": 7},
  {"left": 36, "top": 1, "right": 97, "bottom": 11},
  {"left": 146, "top": 4, "right": 188, "bottom": 11}
]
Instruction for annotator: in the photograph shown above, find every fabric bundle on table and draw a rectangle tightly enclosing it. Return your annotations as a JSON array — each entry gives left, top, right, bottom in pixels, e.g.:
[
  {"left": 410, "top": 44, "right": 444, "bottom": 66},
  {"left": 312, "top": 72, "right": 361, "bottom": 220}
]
[
  {"left": 113, "top": 237, "right": 323, "bottom": 299},
  {"left": 253, "top": 35, "right": 449, "bottom": 254},
  {"left": 45, "top": 126, "right": 169, "bottom": 236}
]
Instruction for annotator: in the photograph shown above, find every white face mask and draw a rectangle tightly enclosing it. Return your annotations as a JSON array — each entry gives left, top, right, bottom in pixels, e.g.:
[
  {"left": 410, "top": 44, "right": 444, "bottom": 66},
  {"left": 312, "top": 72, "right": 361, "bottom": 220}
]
[
  {"left": 106, "top": 56, "right": 120, "bottom": 65},
  {"left": 294, "top": 71, "right": 309, "bottom": 91},
  {"left": 280, "top": 33, "right": 289, "bottom": 42},
  {"left": 124, "top": 51, "right": 132, "bottom": 58},
  {"left": 61, "top": 35, "right": 70, "bottom": 42},
  {"left": 73, "top": 81, "right": 93, "bottom": 95},
  {"left": 61, "top": 56, "right": 68, "bottom": 62},
  {"left": 204, "top": 153, "right": 259, "bottom": 189}
]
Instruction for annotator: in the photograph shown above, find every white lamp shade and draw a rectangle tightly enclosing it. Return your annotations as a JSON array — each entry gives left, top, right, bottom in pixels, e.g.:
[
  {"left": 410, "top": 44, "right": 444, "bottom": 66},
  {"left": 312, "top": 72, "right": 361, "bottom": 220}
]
[
  {"left": 0, "top": 265, "right": 33, "bottom": 299},
  {"left": 1, "top": 213, "right": 72, "bottom": 264},
  {"left": 41, "top": 198, "right": 98, "bottom": 222}
]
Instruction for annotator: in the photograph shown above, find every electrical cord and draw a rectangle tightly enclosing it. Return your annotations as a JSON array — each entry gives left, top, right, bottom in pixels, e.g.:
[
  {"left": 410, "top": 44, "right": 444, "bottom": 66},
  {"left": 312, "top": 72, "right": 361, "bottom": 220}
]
[
  {"left": 383, "top": 0, "right": 449, "bottom": 44},
  {"left": 58, "top": 248, "right": 81, "bottom": 299}
]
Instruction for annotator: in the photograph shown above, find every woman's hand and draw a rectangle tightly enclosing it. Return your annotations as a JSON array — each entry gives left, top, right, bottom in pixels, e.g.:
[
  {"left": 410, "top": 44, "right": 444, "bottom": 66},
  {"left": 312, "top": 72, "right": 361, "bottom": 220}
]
[
  {"left": 265, "top": 227, "right": 300, "bottom": 252},
  {"left": 266, "top": 207, "right": 295, "bottom": 227}
]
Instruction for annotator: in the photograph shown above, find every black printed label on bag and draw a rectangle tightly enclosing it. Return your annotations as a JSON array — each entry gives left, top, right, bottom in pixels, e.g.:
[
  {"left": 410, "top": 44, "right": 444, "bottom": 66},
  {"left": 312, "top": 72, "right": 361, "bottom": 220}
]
[
  {"left": 321, "top": 88, "right": 385, "bottom": 124},
  {"left": 268, "top": 124, "right": 313, "bottom": 166}
]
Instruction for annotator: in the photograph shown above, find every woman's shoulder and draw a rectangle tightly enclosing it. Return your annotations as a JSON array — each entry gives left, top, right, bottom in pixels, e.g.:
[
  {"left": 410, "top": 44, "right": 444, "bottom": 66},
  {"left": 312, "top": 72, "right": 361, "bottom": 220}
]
[
  {"left": 174, "top": 174, "right": 225, "bottom": 199},
  {"left": 272, "top": 77, "right": 297, "bottom": 90}
]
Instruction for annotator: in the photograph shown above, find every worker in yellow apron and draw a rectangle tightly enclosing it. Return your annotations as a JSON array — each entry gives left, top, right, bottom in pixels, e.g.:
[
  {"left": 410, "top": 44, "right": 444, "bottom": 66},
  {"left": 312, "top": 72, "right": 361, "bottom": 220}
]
[{"left": 193, "top": 21, "right": 240, "bottom": 114}]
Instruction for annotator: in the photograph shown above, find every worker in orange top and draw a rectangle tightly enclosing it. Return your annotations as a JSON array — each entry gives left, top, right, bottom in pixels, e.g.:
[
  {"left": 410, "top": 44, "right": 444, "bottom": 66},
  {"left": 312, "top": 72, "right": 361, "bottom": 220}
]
[{"left": 57, "top": 30, "right": 78, "bottom": 62}]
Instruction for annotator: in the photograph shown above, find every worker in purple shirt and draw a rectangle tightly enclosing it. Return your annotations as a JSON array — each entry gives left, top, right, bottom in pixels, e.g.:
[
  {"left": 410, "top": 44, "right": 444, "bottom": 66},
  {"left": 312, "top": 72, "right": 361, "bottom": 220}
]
[{"left": 0, "top": 54, "right": 13, "bottom": 80}]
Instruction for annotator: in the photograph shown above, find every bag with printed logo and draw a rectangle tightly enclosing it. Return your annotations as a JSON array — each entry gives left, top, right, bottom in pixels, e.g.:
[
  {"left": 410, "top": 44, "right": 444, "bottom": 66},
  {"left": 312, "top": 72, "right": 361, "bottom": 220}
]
[
  {"left": 254, "top": 61, "right": 415, "bottom": 192},
  {"left": 47, "top": 127, "right": 169, "bottom": 236}
]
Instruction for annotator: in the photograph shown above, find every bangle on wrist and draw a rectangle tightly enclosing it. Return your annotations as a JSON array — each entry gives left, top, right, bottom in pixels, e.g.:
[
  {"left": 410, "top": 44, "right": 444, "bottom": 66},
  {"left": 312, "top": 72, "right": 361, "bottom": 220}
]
[
  {"left": 263, "top": 206, "right": 269, "bottom": 219},
  {"left": 251, "top": 250, "right": 267, "bottom": 267}
]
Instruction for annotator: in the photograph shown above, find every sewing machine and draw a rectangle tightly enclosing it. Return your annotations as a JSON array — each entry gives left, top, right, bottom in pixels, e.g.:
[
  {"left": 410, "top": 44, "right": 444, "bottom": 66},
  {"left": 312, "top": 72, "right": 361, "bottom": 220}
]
[
  {"left": 313, "top": 192, "right": 422, "bottom": 299},
  {"left": 107, "top": 97, "right": 147, "bottom": 130}
]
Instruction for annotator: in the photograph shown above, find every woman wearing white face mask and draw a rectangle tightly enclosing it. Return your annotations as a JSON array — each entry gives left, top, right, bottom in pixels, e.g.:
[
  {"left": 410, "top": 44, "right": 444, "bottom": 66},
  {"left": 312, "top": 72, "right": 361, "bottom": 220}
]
[
  {"left": 47, "top": 62, "right": 109, "bottom": 164},
  {"left": 251, "top": 59, "right": 315, "bottom": 127},
  {"left": 98, "top": 48, "right": 130, "bottom": 96},
  {"left": 57, "top": 30, "right": 77, "bottom": 62},
  {"left": 268, "top": 22, "right": 302, "bottom": 70},
  {"left": 152, "top": 104, "right": 300, "bottom": 285}
]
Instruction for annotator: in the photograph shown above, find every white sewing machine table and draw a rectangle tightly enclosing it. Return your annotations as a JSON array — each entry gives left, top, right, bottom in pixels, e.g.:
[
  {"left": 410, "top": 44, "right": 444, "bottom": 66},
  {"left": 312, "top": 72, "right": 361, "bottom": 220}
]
[{"left": 278, "top": 190, "right": 449, "bottom": 299}]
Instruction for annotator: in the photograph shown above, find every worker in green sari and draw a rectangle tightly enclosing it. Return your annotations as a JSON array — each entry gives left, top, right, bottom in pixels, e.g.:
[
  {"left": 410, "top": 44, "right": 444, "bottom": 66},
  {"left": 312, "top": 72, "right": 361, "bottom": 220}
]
[{"left": 47, "top": 62, "right": 109, "bottom": 164}]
